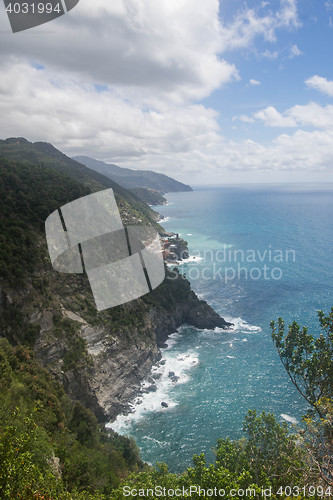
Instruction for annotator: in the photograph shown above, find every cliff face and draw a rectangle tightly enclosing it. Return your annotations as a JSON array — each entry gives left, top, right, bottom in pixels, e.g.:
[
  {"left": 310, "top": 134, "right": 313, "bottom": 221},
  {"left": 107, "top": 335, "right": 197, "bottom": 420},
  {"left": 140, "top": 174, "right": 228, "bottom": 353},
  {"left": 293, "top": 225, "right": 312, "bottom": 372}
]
[
  {"left": 26, "top": 269, "right": 231, "bottom": 422},
  {"left": 0, "top": 152, "right": 231, "bottom": 424}
]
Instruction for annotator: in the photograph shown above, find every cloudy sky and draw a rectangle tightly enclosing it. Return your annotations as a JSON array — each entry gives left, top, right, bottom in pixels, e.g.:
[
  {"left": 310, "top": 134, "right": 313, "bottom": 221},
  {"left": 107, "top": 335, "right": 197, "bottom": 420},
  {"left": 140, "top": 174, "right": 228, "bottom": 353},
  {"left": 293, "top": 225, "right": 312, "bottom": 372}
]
[{"left": 1, "top": 0, "right": 333, "bottom": 185}]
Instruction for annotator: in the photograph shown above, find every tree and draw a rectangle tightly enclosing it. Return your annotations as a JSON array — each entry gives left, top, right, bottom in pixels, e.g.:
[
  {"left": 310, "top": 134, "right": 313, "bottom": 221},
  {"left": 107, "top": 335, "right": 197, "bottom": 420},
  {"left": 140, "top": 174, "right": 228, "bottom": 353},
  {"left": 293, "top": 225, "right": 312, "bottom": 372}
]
[
  {"left": 271, "top": 308, "right": 333, "bottom": 416},
  {"left": 215, "top": 410, "right": 304, "bottom": 488},
  {"left": 271, "top": 308, "right": 333, "bottom": 486}
]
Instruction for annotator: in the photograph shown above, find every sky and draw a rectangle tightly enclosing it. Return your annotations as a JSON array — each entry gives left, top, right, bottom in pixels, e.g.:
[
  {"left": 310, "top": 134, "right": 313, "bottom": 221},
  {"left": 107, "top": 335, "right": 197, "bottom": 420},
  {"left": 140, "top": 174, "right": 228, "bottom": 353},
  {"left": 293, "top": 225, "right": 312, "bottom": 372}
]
[{"left": 0, "top": 0, "right": 333, "bottom": 185}]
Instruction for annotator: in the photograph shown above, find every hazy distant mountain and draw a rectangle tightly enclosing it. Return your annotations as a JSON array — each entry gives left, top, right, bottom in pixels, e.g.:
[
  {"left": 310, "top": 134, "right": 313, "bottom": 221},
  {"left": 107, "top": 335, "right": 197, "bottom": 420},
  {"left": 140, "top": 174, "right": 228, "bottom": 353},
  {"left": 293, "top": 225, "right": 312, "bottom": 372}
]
[
  {"left": 129, "top": 187, "right": 167, "bottom": 206},
  {"left": 73, "top": 156, "right": 192, "bottom": 194}
]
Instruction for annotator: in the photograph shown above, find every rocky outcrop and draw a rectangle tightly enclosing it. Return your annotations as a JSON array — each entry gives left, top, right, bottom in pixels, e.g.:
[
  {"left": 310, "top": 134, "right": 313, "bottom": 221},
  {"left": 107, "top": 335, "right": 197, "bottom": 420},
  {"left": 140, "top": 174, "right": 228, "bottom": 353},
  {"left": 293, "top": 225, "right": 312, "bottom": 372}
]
[
  {"left": 1, "top": 268, "right": 231, "bottom": 423},
  {"left": 152, "top": 295, "right": 232, "bottom": 346},
  {"left": 49, "top": 297, "right": 229, "bottom": 421},
  {"left": 68, "top": 274, "right": 231, "bottom": 421}
]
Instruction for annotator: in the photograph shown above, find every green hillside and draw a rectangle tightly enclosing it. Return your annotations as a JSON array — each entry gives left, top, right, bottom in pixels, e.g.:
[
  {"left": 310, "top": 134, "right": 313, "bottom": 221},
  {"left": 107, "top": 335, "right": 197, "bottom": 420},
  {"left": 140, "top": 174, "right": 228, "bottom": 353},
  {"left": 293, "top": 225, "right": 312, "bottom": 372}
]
[
  {"left": 0, "top": 156, "right": 147, "bottom": 498},
  {"left": 73, "top": 155, "right": 193, "bottom": 194},
  {"left": 0, "top": 140, "right": 328, "bottom": 498},
  {"left": 129, "top": 187, "right": 167, "bottom": 206},
  {"left": 0, "top": 138, "right": 162, "bottom": 231}
]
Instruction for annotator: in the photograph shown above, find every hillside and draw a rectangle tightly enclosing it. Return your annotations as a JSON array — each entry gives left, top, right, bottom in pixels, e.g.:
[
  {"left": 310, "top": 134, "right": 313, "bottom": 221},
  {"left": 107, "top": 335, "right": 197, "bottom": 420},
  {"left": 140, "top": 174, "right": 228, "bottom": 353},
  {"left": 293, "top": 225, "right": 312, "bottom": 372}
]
[
  {"left": 0, "top": 144, "right": 325, "bottom": 499},
  {"left": 0, "top": 146, "right": 230, "bottom": 497},
  {"left": 129, "top": 187, "right": 167, "bottom": 206},
  {"left": 0, "top": 137, "right": 162, "bottom": 231},
  {"left": 73, "top": 155, "right": 193, "bottom": 194},
  {"left": 0, "top": 140, "right": 231, "bottom": 410}
]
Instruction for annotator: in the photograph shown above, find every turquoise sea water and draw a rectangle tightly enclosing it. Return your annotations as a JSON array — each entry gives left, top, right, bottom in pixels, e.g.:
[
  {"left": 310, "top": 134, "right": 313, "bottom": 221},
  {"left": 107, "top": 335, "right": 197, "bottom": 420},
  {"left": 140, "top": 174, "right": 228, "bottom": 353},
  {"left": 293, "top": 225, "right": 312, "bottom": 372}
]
[{"left": 110, "top": 185, "right": 333, "bottom": 472}]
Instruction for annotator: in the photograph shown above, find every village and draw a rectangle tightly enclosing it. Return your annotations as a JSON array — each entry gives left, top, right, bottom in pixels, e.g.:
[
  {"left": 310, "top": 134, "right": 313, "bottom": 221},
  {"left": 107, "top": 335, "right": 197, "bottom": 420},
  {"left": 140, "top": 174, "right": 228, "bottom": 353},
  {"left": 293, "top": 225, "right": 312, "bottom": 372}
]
[{"left": 159, "top": 232, "right": 189, "bottom": 262}]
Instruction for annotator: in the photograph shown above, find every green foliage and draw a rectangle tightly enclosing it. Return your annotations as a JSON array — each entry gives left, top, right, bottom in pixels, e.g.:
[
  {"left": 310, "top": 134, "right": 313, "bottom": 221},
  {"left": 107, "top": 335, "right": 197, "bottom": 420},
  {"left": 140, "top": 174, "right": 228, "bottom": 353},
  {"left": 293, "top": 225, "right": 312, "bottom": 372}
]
[
  {"left": 114, "top": 411, "right": 307, "bottom": 499},
  {"left": 0, "top": 410, "right": 57, "bottom": 499},
  {"left": 0, "top": 140, "right": 163, "bottom": 233},
  {"left": 0, "top": 157, "right": 90, "bottom": 284},
  {"left": 68, "top": 402, "right": 98, "bottom": 448},
  {"left": 129, "top": 187, "right": 167, "bottom": 206},
  {"left": 0, "top": 338, "right": 144, "bottom": 499},
  {"left": 271, "top": 308, "right": 333, "bottom": 414},
  {"left": 272, "top": 309, "right": 333, "bottom": 487},
  {"left": 214, "top": 411, "right": 304, "bottom": 489},
  {"left": 242, "top": 410, "right": 304, "bottom": 486},
  {"left": 102, "top": 300, "right": 149, "bottom": 333}
]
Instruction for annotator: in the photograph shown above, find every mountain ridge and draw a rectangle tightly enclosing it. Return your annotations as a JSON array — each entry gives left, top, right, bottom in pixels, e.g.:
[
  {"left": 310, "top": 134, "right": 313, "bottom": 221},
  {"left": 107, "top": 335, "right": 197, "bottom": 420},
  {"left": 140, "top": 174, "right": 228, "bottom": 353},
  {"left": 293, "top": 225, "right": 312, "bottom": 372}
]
[
  {"left": 0, "top": 137, "right": 163, "bottom": 231},
  {"left": 73, "top": 155, "right": 193, "bottom": 194}
]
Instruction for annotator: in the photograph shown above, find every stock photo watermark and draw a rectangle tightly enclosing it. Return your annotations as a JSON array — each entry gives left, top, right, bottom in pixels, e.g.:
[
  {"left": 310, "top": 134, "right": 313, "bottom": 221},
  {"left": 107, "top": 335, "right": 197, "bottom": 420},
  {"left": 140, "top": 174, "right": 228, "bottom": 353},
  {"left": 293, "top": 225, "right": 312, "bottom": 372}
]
[
  {"left": 45, "top": 188, "right": 165, "bottom": 312},
  {"left": 168, "top": 246, "right": 296, "bottom": 284},
  {"left": 3, "top": 0, "right": 80, "bottom": 33},
  {"left": 45, "top": 188, "right": 297, "bottom": 311}
]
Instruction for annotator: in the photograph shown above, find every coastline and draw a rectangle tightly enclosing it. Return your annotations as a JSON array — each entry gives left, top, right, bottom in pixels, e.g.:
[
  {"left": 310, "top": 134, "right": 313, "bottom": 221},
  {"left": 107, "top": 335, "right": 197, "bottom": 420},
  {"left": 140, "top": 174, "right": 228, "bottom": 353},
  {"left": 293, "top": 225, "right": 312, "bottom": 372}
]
[
  {"left": 77, "top": 264, "right": 233, "bottom": 423},
  {"left": 101, "top": 201, "right": 233, "bottom": 424},
  {"left": 3, "top": 189, "right": 232, "bottom": 425}
]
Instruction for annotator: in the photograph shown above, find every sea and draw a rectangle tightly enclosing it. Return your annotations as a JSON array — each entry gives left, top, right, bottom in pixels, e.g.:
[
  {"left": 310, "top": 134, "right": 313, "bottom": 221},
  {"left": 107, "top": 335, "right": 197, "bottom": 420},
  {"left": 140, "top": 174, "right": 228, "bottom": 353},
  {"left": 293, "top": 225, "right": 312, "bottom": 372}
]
[{"left": 109, "top": 184, "right": 333, "bottom": 472}]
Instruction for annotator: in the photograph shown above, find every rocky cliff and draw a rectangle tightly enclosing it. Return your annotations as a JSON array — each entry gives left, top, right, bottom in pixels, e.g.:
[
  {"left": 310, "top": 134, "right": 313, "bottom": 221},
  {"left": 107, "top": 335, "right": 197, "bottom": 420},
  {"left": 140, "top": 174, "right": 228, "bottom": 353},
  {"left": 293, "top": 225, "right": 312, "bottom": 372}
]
[
  {"left": 24, "top": 267, "right": 231, "bottom": 422},
  {"left": 0, "top": 152, "right": 231, "bottom": 424}
]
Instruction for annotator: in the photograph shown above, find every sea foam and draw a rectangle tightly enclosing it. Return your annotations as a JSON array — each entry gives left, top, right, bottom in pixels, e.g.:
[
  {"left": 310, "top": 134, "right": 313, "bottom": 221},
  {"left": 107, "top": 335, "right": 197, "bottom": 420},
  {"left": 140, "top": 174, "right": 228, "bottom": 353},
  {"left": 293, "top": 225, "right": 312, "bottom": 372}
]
[
  {"left": 108, "top": 328, "right": 199, "bottom": 435},
  {"left": 281, "top": 413, "right": 298, "bottom": 424}
]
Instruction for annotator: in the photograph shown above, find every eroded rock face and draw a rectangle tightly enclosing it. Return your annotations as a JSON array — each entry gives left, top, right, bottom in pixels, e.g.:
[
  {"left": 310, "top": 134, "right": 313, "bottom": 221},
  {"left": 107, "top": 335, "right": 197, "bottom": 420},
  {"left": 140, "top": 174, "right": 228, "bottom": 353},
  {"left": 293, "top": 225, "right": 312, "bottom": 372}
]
[
  {"left": 70, "top": 291, "right": 231, "bottom": 421},
  {"left": 80, "top": 324, "right": 160, "bottom": 420},
  {"left": 2, "top": 270, "right": 231, "bottom": 423}
]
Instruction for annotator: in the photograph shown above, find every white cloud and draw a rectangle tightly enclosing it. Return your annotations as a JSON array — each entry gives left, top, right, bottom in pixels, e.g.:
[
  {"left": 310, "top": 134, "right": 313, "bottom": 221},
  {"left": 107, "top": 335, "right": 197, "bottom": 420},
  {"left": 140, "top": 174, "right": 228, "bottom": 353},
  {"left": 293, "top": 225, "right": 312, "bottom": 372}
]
[
  {"left": 252, "top": 102, "right": 333, "bottom": 129},
  {"left": 289, "top": 102, "right": 333, "bottom": 128},
  {"left": 0, "top": 60, "right": 221, "bottom": 164},
  {"left": 289, "top": 44, "right": 303, "bottom": 57},
  {"left": 3, "top": 0, "right": 330, "bottom": 184},
  {"left": 0, "top": 0, "right": 300, "bottom": 103},
  {"left": 234, "top": 115, "right": 255, "bottom": 123},
  {"left": 2, "top": 59, "right": 332, "bottom": 186},
  {"left": 219, "top": 0, "right": 300, "bottom": 52},
  {"left": 249, "top": 79, "right": 261, "bottom": 86},
  {"left": 0, "top": 0, "right": 238, "bottom": 104},
  {"left": 254, "top": 106, "right": 297, "bottom": 127},
  {"left": 325, "top": 0, "right": 333, "bottom": 11},
  {"left": 130, "top": 128, "right": 333, "bottom": 183},
  {"left": 306, "top": 75, "right": 333, "bottom": 97},
  {"left": 261, "top": 49, "right": 279, "bottom": 59}
]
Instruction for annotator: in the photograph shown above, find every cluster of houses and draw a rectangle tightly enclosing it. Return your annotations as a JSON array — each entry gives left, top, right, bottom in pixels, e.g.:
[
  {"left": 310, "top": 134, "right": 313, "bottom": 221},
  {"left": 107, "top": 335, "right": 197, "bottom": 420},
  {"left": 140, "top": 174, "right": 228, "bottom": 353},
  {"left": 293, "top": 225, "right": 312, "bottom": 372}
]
[{"left": 159, "top": 232, "right": 189, "bottom": 262}]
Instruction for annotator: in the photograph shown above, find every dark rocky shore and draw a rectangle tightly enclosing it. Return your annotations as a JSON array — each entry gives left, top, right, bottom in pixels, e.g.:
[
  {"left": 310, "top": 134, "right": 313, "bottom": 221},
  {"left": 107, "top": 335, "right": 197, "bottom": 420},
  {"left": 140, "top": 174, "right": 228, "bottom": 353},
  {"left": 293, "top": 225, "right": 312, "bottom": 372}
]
[
  {"left": 1, "top": 245, "right": 231, "bottom": 423},
  {"left": 20, "top": 267, "right": 231, "bottom": 422}
]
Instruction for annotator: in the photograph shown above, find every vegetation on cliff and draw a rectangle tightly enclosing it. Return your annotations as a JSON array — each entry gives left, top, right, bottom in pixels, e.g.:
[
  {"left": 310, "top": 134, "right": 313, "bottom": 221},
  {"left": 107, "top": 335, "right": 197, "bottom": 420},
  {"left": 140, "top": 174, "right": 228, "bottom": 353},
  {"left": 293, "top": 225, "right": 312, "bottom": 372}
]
[
  {"left": 129, "top": 187, "right": 167, "bottom": 206},
  {"left": 0, "top": 138, "right": 162, "bottom": 231},
  {"left": 112, "top": 309, "right": 333, "bottom": 498},
  {"left": 0, "top": 338, "right": 144, "bottom": 499},
  {"left": 0, "top": 142, "right": 230, "bottom": 497},
  {"left": 1, "top": 140, "right": 331, "bottom": 498}
]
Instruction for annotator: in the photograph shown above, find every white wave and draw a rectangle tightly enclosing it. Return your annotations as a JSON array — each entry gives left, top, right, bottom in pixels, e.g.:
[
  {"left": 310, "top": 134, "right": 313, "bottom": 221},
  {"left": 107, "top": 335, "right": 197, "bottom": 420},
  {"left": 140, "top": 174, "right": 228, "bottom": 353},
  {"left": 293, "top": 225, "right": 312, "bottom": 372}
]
[
  {"left": 142, "top": 436, "right": 167, "bottom": 447},
  {"left": 108, "top": 331, "right": 199, "bottom": 435},
  {"left": 281, "top": 414, "right": 298, "bottom": 424},
  {"left": 227, "top": 355, "right": 235, "bottom": 359},
  {"left": 186, "top": 233, "right": 193, "bottom": 236},
  {"left": 225, "top": 316, "right": 262, "bottom": 333},
  {"left": 179, "top": 255, "right": 204, "bottom": 264},
  {"left": 164, "top": 329, "right": 183, "bottom": 349}
]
